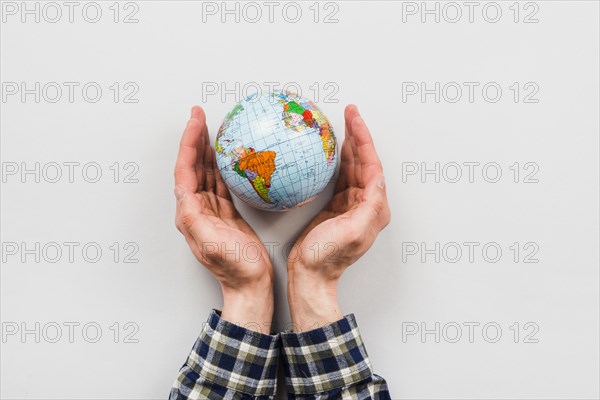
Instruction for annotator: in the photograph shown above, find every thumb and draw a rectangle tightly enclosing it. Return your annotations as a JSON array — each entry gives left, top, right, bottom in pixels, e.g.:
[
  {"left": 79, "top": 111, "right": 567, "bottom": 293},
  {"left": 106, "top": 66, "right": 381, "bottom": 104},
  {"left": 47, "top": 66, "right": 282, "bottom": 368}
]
[
  {"left": 363, "top": 173, "right": 387, "bottom": 215},
  {"left": 174, "top": 186, "right": 215, "bottom": 265},
  {"left": 342, "top": 173, "right": 388, "bottom": 247},
  {"left": 174, "top": 185, "right": 188, "bottom": 204},
  {"left": 174, "top": 185, "right": 203, "bottom": 233}
]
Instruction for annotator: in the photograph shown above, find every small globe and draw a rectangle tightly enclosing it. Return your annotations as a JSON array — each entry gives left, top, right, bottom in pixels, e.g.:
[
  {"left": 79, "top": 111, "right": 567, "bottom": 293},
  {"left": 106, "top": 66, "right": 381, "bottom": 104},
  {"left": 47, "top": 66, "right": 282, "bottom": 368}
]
[{"left": 215, "top": 90, "right": 338, "bottom": 211}]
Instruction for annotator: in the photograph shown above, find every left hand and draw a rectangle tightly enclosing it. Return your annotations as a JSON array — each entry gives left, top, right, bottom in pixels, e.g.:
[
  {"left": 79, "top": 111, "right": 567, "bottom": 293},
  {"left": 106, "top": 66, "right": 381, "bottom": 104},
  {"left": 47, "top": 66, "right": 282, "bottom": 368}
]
[{"left": 174, "top": 106, "right": 274, "bottom": 331}]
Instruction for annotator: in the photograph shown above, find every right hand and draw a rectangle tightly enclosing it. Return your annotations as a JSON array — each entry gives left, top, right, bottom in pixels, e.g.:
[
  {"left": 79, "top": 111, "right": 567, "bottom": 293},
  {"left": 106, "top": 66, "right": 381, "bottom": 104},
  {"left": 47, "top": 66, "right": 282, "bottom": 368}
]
[
  {"left": 289, "top": 105, "right": 390, "bottom": 279},
  {"left": 286, "top": 105, "right": 391, "bottom": 331}
]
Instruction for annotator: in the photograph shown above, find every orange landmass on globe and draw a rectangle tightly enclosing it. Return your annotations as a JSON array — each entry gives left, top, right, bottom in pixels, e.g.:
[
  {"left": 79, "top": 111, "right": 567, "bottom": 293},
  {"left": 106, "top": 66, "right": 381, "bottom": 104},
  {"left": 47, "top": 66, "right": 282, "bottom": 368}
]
[
  {"left": 319, "top": 123, "right": 336, "bottom": 164},
  {"left": 238, "top": 150, "right": 277, "bottom": 203}
]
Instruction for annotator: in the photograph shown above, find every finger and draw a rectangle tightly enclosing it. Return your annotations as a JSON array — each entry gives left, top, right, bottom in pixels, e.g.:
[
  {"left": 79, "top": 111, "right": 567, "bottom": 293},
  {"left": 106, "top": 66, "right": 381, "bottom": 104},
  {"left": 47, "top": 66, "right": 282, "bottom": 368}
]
[
  {"left": 175, "top": 106, "right": 206, "bottom": 192},
  {"left": 195, "top": 112, "right": 209, "bottom": 191},
  {"left": 344, "top": 104, "right": 360, "bottom": 136},
  {"left": 204, "top": 141, "right": 216, "bottom": 193},
  {"left": 349, "top": 128, "right": 363, "bottom": 188},
  {"left": 191, "top": 106, "right": 204, "bottom": 121},
  {"left": 344, "top": 104, "right": 364, "bottom": 188},
  {"left": 212, "top": 148, "right": 232, "bottom": 200},
  {"left": 335, "top": 105, "right": 360, "bottom": 191},
  {"left": 351, "top": 112, "right": 383, "bottom": 184},
  {"left": 334, "top": 135, "right": 356, "bottom": 192}
]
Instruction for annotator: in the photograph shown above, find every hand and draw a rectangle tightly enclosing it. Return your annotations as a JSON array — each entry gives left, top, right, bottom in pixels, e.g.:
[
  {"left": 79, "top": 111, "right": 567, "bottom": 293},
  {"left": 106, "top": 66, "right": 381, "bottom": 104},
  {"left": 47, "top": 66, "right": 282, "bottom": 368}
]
[
  {"left": 174, "top": 106, "right": 274, "bottom": 332},
  {"left": 287, "top": 105, "right": 391, "bottom": 331}
]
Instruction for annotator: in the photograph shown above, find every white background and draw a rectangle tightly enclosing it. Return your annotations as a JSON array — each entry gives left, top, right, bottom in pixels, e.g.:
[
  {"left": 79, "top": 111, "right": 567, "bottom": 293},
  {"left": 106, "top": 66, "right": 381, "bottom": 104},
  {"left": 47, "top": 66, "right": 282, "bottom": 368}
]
[{"left": 1, "top": 1, "right": 599, "bottom": 399}]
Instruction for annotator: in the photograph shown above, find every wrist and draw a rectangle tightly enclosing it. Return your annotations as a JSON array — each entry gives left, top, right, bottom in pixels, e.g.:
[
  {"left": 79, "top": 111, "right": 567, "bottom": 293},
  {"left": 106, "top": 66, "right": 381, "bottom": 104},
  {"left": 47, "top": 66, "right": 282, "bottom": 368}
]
[
  {"left": 287, "top": 263, "right": 343, "bottom": 332},
  {"left": 220, "top": 277, "right": 274, "bottom": 334}
]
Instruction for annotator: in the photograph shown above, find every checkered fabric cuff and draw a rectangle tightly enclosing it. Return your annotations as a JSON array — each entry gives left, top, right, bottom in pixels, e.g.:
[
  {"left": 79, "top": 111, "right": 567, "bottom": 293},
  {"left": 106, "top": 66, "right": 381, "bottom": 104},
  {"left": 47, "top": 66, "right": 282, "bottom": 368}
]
[
  {"left": 280, "top": 314, "right": 374, "bottom": 395},
  {"left": 183, "top": 309, "right": 280, "bottom": 397}
]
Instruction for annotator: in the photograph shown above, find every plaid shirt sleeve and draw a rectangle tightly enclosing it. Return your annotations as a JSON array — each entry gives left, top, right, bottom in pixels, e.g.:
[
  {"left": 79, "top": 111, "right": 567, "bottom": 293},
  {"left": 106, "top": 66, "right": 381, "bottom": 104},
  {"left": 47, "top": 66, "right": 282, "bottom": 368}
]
[
  {"left": 169, "top": 309, "right": 280, "bottom": 400},
  {"left": 280, "top": 314, "right": 391, "bottom": 400}
]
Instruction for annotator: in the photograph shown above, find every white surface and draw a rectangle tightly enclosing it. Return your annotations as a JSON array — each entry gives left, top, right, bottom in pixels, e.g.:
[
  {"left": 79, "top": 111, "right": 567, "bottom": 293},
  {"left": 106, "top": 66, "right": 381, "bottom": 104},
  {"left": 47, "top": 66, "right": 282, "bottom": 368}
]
[{"left": 1, "top": 1, "right": 599, "bottom": 399}]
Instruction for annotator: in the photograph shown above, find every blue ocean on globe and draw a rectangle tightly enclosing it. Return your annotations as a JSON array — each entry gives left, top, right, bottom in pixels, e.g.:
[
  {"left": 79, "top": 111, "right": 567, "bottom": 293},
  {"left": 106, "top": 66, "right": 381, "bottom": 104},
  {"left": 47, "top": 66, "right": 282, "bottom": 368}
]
[{"left": 215, "top": 90, "right": 338, "bottom": 211}]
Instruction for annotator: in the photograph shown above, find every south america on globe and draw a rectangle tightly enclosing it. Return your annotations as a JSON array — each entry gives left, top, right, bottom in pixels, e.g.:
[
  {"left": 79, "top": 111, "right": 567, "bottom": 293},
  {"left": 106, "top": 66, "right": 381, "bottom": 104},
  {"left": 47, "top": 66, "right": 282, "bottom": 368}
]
[{"left": 215, "top": 90, "right": 338, "bottom": 211}]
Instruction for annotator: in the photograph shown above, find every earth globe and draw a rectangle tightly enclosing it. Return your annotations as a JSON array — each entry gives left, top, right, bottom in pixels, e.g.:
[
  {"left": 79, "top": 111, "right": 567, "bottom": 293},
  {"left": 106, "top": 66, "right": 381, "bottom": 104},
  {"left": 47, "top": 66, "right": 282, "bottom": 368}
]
[{"left": 215, "top": 90, "right": 338, "bottom": 211}]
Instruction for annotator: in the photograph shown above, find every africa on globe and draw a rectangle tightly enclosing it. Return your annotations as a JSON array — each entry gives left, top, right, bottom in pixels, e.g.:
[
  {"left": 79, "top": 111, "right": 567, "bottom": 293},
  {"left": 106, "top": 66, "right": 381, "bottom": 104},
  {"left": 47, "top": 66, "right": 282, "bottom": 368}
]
[{"left": 215, "top": 90, "right": 338, "bottom": 211}]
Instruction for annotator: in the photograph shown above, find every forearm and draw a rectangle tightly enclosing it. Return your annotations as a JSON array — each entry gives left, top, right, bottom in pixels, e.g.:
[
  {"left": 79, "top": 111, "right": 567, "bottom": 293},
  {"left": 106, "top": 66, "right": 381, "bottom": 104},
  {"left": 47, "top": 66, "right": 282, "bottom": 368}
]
[
  {"left": 286, "top": 262, "right": 391, "bottom": 399},
  {"left": 221, "top": 278, "right": 274, "bottom": 334},
  {"left": 170, "top": 309, "right": 280, "bottom": 400},
  {"left": 281, "top": 306, "right": 392, "bottom": 399},
  {"left": 287, "top": 262, "right": 343, "bottom": 332},
  {"left": 170, "top": 273, "right": 276, "bottom": 399}
]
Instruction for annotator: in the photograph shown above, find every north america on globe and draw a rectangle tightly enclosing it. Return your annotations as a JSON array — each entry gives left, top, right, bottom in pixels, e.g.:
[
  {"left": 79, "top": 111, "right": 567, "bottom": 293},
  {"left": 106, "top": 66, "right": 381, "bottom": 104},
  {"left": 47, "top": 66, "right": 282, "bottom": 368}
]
[{"left": 215, "top": 90, "right": 338, "bottom": 211}]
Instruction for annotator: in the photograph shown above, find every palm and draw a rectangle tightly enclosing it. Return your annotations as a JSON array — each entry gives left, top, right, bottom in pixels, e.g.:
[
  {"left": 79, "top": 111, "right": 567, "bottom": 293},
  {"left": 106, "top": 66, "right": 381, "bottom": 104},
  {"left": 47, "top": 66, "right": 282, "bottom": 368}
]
[
  {"left": 292, "top": 106, "right": 390, "bottom": 278},
  {"left": 174, "top": 107, "right": 272, "bottom": 287}
]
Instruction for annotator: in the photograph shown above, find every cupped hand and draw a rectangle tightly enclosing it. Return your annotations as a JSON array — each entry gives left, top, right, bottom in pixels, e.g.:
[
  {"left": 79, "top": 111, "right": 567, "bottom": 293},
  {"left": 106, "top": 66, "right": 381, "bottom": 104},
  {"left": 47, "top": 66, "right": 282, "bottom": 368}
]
[
  {"left": 287, "top": 105, "right": 391, "bottom": 330},
  {"left": 289, "top": 105, "right": 390, "bottom": 277},
  {"left": 174, "top": 106, "right": 274, "bottom": 330}
]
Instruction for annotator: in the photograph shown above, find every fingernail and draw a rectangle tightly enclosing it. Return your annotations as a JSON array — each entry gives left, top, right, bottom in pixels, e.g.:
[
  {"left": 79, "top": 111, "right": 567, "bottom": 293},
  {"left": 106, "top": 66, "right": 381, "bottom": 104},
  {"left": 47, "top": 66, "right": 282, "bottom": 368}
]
[
  {"left": 174, "top": 186, "right": 186, "bottom": 201},
  {"left": 377, "top": 175, "right": 386, "bottom": 189}
]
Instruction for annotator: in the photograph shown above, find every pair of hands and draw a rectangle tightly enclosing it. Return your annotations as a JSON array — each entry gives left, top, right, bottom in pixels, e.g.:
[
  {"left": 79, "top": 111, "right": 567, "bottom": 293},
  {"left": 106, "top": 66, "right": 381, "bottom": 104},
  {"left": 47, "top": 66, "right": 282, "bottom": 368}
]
[{"left": 174, "top": 105, "right": 390, "bottom": 333}]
